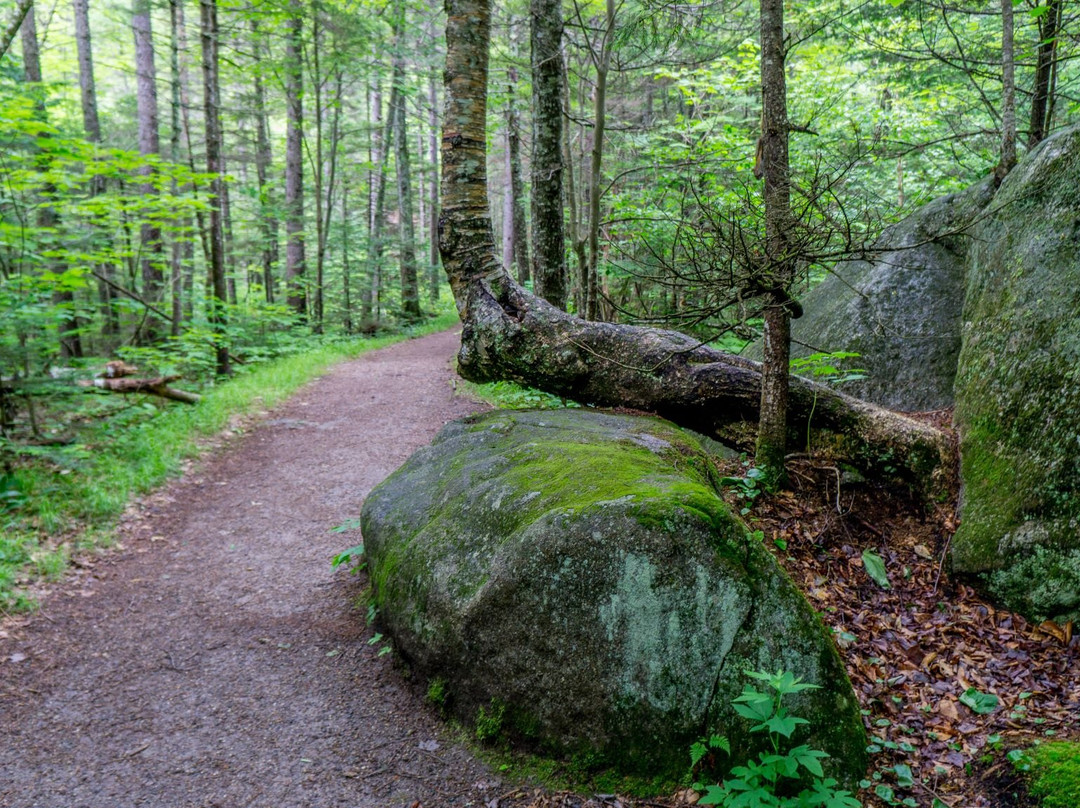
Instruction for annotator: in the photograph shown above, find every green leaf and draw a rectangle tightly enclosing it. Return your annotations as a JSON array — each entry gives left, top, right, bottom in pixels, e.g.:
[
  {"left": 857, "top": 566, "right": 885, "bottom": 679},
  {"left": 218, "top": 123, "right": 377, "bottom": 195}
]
[
  {"left": 959, "top": 687, "right": 999, "bottom": 714},
  {"left": 861, "top": 549, "right": 891, "bottom": 589},
  {"left": 893, "top": 763, "right": 914, "bottom": 787}
]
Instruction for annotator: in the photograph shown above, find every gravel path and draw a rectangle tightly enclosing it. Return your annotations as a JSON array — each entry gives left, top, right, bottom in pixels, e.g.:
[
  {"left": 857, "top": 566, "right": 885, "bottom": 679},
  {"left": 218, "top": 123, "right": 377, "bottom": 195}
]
[{"left": 0, "top": 329, "right": 515, "bottom": 808}]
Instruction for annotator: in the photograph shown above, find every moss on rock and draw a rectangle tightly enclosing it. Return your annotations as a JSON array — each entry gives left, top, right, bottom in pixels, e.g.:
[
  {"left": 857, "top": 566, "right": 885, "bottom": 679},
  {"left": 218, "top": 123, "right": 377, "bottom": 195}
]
[
  {"left": 361, "top": 409, "right": 866, "bottom": 786},
  {"left": 953, "top": 126, "right": 1080, "bottom": 623}
]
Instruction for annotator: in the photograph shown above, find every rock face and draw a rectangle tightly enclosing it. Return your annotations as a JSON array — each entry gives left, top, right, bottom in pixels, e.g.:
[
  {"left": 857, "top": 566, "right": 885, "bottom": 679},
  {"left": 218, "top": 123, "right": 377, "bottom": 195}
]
[
  {"left": 766, "top": 178, "right": 994, "bottom": 412},
  {"left": 952, "top": 127, "right": 1080, "bottom": 623},
  {"left": 361, "top": 409, "right": 866, "bottom": 783}
]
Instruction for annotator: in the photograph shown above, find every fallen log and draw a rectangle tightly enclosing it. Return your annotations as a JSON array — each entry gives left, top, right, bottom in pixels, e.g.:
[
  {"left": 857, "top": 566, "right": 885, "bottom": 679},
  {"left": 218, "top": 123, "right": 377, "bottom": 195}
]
[
  {"left": 438, "top": 0, "right": 954, "bottom": 492},
  {"left": 86, "top": 375, "right": 201, "bottom": 405}
]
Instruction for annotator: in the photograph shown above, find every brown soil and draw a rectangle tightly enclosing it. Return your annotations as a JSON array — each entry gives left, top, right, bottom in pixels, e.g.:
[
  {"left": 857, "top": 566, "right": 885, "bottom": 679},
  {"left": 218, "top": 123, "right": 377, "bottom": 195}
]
[{"left": 0, "top": 329, "right": 516, "bottom": 808}]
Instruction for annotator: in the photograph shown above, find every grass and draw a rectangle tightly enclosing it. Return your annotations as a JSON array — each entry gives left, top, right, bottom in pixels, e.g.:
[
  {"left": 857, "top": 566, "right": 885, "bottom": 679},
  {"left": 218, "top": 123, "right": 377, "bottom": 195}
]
[{"left": 0, "top": 311, "right": 460, "bottom": 612}]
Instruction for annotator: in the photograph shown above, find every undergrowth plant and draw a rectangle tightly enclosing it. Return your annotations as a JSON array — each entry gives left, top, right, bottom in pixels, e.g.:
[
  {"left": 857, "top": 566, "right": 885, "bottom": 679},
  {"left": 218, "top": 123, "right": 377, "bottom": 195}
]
[{"left": 691, "top": 669, "right": 861, "bottom": 808}]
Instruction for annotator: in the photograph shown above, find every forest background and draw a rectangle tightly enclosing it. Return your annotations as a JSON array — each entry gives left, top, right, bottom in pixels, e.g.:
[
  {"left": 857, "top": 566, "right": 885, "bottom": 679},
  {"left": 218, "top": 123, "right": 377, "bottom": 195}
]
[{"left": 0, "top": 0, "right": 1076, "bottom": 605}]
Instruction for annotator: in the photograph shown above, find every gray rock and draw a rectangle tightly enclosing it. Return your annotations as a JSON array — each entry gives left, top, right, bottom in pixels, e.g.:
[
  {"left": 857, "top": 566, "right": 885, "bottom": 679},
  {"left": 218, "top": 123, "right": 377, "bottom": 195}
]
[
  {"left": 361, "top": 409, "right": 866, "bottom": 783},
  {"left": 747, "top": 178, "right": 995, "bottom": 411},
  {"left": 952, "top": 126, "right": 1080, "bottom": 623}
]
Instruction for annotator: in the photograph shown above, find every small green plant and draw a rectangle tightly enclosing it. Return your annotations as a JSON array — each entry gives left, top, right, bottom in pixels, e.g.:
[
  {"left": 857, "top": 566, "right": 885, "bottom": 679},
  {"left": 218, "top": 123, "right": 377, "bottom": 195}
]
[
  {"left": 691, "top": 669, "right": 861, "bottom": 808},
  {"left": 720, "top": 460, "right": 765, "bottom": 515},
  {"left": 475, "top": 699, "right": 507, "bottom": 744},
  {"left": 427, "top": 677, "right": 448, "bottom": 709},
  {"left": 331, "top": 542, "right": 365, "bottom": 574},
  {"left": 789, "top": 351, "right": 867, "bottom": 452}
]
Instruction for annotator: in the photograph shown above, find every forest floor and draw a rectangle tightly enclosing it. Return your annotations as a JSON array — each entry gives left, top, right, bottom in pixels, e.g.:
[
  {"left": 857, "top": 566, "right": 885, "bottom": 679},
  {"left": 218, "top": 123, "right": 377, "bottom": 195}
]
[{"left": 0, "top": 329, "right": 1075, "bottom": 808}]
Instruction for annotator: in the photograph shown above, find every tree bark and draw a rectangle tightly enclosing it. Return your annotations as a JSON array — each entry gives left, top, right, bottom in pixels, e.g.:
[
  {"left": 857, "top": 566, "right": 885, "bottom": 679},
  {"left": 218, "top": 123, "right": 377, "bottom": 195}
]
[
  {"left": 529, "top": 0, "right": 567, "bottom": 309},
  {"left": 584, "top": 0, "right": 614, "bottom": 322},
  {"left": 997, "top": 0, "right": 1017, "bottom": 178},
  {"left": 428, "top": 65, "right": 441, "bottom": 302},
  {"left": 91, "top": 375, "right": 201, "bottom": 404},
  {"left": 754, "top": 0, "right": 794, "bottom": 488},
  {"left": 439, "top": 0, "right": 952, "bottom": 490},
  {"left": 74, "top": 0, "right": 118, "bottom": 339},
  {"left": 23, "top": 1, "right": 83, "bottom": 359},
  {"left": 284, "top": 0, "right": 307, "bottom": 318},
  {"left": 200, "top": 0, "right": 229, "bottom": 376},
  {"left": 251, "top": 18, "right": 278, "bottom": 304},
  {"left": 0, "top": 0, "right": 33, "bottom": 62},
  {"left": 133, "top": 0, "right": 165, "bottom": 342},
  {"left": 506, "top": 66, "right": 530, "bottom": 285},
  {"left": 1028, "top": 0, "right": 1062, "bottom": 148},
  {"left": 391, "top": 17, "right": 422, "bottom": 321}
]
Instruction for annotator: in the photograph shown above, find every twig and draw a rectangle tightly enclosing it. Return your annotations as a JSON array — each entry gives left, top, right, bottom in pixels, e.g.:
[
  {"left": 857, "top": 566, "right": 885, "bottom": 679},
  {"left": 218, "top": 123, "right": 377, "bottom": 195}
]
[{"left": 932, "top": 531, "right": 953, "bottom": 595}]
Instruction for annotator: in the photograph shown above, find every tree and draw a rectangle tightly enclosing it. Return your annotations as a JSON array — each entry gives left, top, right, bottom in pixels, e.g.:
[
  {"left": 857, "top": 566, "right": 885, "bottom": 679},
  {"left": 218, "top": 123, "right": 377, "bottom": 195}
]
[
  {"left": 133, "top": 0, "right": 166, "bottom": 340},
  {"left": 201, "top": 0, "right": 230, "bottom": 376},
  {"left": 753, "top": 0, "right": 795, "bottom": 488},
  {"left": 529, "top": 0, "right": 567, "bottom": 309},
  {"left": 440, "top": 0, "right": 951, "bottom": 488},
  {"left": 284, "top": 0, "right": 307, "bottom": 318}
]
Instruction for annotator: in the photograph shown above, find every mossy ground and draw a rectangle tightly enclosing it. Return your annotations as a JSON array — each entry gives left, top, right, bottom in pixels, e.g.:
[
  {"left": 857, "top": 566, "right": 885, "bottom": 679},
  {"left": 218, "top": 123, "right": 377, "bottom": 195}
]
[{"left": 1026, "top": 741, "right": 1080, "bottom": 808}]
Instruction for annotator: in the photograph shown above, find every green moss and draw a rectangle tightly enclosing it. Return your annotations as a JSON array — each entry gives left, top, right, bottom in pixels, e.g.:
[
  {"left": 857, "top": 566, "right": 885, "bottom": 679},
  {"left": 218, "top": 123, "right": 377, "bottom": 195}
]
[
  {"left": 475, "top": 699, "right": 507, "bottom": 744},
  {"left": 1027, "top": 742, "right": 1080, "bottom": 808}
]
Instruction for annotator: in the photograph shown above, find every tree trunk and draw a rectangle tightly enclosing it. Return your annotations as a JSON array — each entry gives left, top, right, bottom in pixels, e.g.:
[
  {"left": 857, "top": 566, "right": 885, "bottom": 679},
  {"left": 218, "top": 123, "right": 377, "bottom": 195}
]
[
  {"left": 311, "top": 9, "right": 325, "bottom": 332},
  {"left": 23, "top": 1, "right": 82, "bottom": 359},
  {"left": 74, "top": 0, "right": 118, "bottom": 339},
  {"left": 428, "top": 65, "right": 441, "bottom": 303},
  {"left": 439, "top": 0, "right": 952, "bottom": 490},
  {"left": 584, "top": 0, "right": 614, "bottom": 322},
  {"left": 392, "top": 15, "right": 422, "bottom": 321},
  {"left": 754, "top": 0, "right": 794, "bottom": 488},
  {"left": 133, "top": 0, "right": 165, "bottom": 342},
  {"left": 506, "top": 66, "right": 530, "bottom": 285},
  {"left": 284, "top": 0, "right": 306, "bottom": 318},
  {"left": 342, "top": 183, "right": 353, "bottom": 333},
  {"left": 0, "top": 0, "right": 33, "bottom": 62},
  {"left": 529, "top": 0, "right": 567, "bottom": 309},
  {"left": 1028, "top": 0, "right": 1062, "bottom": 148},
  {"left": 251, "top": 18, "right": 278, "bottom": 304},
  {"left": 997, "top": 0, "right": 1017, "bottom": 178},
  {"left": 200, "top": 0, "right": 229, "bottom": 376}
]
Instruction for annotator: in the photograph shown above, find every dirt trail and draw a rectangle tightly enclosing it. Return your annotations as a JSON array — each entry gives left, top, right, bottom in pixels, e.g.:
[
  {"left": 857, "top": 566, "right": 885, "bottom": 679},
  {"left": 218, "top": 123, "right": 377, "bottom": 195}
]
[{"left": 0, "top": 329, "right": 512, "bottom": 808}]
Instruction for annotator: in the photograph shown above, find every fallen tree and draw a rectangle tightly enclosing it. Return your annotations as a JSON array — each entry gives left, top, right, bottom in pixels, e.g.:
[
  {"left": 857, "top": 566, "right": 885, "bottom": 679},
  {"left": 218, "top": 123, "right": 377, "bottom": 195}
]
[
  {"left": 439, "top": 0, "right": 953, "bottom": 489},
  {"left": 84, "top": 375, "right": 200, "bottom": 404}
]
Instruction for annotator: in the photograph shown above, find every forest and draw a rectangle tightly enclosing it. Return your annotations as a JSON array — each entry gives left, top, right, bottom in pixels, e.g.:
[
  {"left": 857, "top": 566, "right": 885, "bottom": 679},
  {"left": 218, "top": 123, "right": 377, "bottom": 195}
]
[{"left": 1, "top": 0, "right": 1079, "bottom": 806}]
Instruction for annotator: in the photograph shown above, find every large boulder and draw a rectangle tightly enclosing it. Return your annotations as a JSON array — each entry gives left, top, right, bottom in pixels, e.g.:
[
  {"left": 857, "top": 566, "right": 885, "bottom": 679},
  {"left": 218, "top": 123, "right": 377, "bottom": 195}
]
[
  {"left": 952, "top": 127, "right": 1080, "bottom": 623},
  {"left": 361, "top": 409, "right": 866, "bottom": 783},
  {"left": 758, "top": 178, "right": 995, "bottom": 412}
]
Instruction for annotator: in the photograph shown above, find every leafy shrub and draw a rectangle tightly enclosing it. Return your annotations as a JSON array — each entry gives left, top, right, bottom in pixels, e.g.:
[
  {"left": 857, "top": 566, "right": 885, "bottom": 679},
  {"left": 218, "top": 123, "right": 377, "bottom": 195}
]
[{"left": 691, "top": 669, "right": 861, "bottom": 808}]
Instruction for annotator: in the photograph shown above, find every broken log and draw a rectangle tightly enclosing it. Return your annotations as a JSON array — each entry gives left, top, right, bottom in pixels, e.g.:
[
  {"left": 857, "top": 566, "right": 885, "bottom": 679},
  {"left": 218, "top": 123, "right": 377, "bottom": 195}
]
[
  {"left": 88, "top": 376, "right": 201, "bottom": 405},
  {"left": 438, "top": 0, "right": 954, "bottom": 490}
]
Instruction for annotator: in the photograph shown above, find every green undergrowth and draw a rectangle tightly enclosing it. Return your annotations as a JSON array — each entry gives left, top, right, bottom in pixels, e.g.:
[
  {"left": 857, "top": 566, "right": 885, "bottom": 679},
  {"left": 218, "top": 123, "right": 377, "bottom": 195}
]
[
  {"left": 466, "top": 729, "right": 679, "bottom": 800},
  {"left": 0, "top": 312, "right": 459, "bottom": 612},
  {"left": 1023, "top": 741, "right": 1080, "bottom": 808},
  {"left": 459, "top": 378, "right": 581, "bottom": 410}
]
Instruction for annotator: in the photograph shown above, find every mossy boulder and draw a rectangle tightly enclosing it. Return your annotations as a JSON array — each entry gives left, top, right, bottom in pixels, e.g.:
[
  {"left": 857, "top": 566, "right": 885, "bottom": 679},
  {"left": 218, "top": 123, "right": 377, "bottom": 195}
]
[
  {"left": 952, "top": 126, "right": 1080, "bottom": 623},
  {"left": 748, "top": 178, "right": 994, "bottom": 411},
  {"left": 361, "top": 409, "right": 866, "bottom": 785}
]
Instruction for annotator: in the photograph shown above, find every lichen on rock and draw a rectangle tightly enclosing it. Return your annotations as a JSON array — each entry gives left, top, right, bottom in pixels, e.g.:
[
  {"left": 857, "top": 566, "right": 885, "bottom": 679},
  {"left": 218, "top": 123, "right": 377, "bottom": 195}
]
[
  {"left": 360, "top": 409, "right": 866, "bottom": 784},
  {"left": 952, "top": 126, "right": 1080, "bottom": 624}
]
